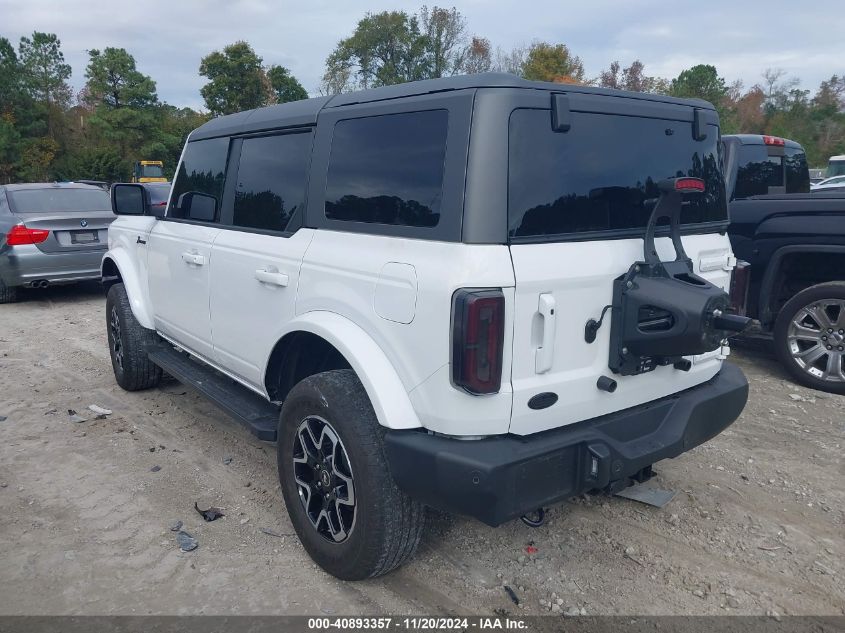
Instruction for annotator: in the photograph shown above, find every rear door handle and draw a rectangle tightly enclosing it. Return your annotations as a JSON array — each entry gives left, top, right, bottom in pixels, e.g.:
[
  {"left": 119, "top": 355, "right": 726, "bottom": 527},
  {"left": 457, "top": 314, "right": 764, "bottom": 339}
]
[
  {"left": 181, "top": 251, "right": 205, "bottom": 266},
  {"left": 535, "top": 293, "right": 556, "bottom": 374},
  {"left": 254, "top": 268, "right": 289, "bottom": 287}
]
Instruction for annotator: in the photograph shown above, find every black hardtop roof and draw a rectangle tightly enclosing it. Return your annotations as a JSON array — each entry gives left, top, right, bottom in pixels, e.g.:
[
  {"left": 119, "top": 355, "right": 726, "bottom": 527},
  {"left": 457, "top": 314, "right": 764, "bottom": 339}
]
[
  {"left": 723, "top": 133, "right": 804, "bottom": 149},
  {"left": 190, "top": 72, "right": 716, "bottom": 141},
  {"left": 2, "top": 182, "right": 107, "bottom": 192}
]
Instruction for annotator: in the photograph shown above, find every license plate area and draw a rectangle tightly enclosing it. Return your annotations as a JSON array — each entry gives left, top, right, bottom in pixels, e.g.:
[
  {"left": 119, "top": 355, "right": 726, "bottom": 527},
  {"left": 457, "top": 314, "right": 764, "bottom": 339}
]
[{"left": 70, "top": 230, "right": 99, "bottom": 245}]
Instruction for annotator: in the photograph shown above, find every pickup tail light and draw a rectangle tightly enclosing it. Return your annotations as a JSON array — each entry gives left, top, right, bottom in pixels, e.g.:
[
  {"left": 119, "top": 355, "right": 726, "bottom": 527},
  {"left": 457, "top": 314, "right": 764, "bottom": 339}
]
[
  {"left": 452, "top": 289, "right": 505, "bottom": 395},
  {"left": 763, "top": 135, "right": 785, "bottom": 147},
  {"left": 728, "top": 260, "right": 751, "bottom": 316},
  {"left": 6, "top": 225, "right": 50, "bottom": 246}
]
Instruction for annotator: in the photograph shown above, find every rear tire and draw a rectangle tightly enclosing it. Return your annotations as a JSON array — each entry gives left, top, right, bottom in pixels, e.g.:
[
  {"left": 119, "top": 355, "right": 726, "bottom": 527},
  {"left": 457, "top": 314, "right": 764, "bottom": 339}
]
[
  {"left": 773, "top": 282, "right": 845, "bottom": 395},
  {"left": 106, "top": 283, "right": 162, "bottom": 391},
  {"left": 0, "top": 279, "right": 18, "bottom": 304},
  {"left": 278, "top": 369, "right": 425, "bottom": 580}
]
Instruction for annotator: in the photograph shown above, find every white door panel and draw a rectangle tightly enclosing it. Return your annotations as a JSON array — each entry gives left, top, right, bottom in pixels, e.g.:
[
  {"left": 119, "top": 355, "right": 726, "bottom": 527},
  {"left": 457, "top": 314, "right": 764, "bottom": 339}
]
[
  {"left": 147, "top": 221, "right": 220, "bottom": 358},
  {"left": 210, "top": 228, "right": 315, "bottom": 388},
  {"left": 508, "top": 232, "right": 733, "bottom": 436}
]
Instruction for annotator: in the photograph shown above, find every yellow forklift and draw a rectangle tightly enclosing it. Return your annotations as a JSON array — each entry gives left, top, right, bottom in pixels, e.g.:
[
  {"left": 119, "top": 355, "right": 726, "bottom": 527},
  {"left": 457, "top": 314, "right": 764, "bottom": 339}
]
[{"left": 131, "top": 160, "right": 168, "bottom": 183}]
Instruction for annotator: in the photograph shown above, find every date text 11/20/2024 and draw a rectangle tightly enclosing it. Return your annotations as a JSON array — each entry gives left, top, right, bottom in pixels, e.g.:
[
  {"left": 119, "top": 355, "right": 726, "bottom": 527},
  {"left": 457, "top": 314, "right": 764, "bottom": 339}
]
[{"left": 307, "top": 617, "right": 528, "bottom": 630}]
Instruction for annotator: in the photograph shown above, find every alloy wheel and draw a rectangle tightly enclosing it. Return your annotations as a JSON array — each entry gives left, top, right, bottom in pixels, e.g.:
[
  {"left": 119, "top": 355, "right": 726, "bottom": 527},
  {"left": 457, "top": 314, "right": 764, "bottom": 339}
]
[
  {"left": 110, "top": 306, "right": 124, "bottom": 370},
  {"left": 292, "top": 416, "right": 356, "bottom": 543},
  {"left": 787, "top": 299, "right": 845, "bottom": 384}
]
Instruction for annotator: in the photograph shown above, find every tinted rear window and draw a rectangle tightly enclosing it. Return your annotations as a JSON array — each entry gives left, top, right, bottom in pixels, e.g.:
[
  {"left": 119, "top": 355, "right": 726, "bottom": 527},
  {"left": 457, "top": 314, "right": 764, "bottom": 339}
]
[
  {"left": 325, "top": 110, "right": 448, "bottom": 228},
  {"left": 508, "top": 110, "right": 726, "bottom": 240},
  {"left": 733, "top": 144, "right": 810, "bottom": 199},
  {"left": 8, "top": 188, "right": 110, "bottom": 214}
]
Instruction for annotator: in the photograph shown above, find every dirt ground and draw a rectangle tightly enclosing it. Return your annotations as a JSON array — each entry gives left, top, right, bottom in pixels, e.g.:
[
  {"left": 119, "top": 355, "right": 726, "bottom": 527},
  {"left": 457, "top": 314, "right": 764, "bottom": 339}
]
[{"left": 0, "top": 284, "right": 842, "bottom": 617}]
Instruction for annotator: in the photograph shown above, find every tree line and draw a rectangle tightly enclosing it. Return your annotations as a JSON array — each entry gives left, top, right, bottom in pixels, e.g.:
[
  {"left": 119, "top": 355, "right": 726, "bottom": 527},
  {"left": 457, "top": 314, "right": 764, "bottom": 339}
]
[{"left": 1, "top": 6, "right": 843, "bottom": 184}]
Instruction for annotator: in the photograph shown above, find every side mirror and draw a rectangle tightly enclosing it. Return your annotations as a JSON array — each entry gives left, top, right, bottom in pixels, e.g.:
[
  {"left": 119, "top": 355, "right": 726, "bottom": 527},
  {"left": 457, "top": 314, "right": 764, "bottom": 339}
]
[
  {"left": 177, "top": 191, "right": 217, "bottom": 222},
  {"left": 111, "top": 183, "right": 150, "bottom": 216}
]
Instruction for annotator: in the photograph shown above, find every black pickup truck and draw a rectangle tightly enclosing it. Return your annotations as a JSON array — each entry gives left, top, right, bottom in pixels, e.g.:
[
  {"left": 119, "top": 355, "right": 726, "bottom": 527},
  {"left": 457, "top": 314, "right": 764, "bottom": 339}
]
[{"left": 725, "top": 134, "right": 845, "bottom": 394}]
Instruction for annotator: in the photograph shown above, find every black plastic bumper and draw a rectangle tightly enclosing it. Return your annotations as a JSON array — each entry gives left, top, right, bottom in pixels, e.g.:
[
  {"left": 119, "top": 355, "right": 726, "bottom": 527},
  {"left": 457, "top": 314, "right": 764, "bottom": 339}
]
[{"left": 385, "top": 362, "right": 749, "bottom": 526}]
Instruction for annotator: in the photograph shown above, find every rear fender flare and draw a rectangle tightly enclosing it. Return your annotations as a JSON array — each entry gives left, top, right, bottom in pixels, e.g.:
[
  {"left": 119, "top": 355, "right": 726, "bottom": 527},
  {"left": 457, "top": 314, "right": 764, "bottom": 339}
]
[
  {"left": 101, "top": 250, "right": 154, "bottom": 329},
  {"left": 266, "top": 311, "right": 422, "bottom": 430}
]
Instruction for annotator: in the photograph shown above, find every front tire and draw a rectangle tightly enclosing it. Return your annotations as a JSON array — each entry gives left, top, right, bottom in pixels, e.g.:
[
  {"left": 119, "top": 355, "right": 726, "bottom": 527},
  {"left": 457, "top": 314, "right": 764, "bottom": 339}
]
[
  {"left": 773, "top": 282, "right": 845, "bottom": 394},
  {"left": 278, "top": 369, "right": 424, "bottom": 580},
  {"left": 0, "top": 278, "right": 18, "bottom": 304},
  {"left": 106, "top": 283, "right": 162, "bottom": 391}
]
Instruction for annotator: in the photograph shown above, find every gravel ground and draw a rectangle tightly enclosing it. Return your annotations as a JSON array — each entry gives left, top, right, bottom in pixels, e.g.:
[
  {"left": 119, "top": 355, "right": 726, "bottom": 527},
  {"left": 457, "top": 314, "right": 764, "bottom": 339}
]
[{"left": 0, "top": 284, "right": 842, "bottom": 616}]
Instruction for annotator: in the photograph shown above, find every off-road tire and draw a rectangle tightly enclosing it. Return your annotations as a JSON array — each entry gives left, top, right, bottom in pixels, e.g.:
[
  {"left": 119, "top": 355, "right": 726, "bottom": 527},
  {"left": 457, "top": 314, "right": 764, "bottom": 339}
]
[
  {"left": 773, "top": 282, "right": 845, "bottom": 395},
  {"left": 278, "top": 369, "right": 425, "bottom": 580},
  {"left": 106, "top": 282, "right": 162, "bottom": 391},
  {"left": 0, "top": 278, "right": 18, "bottom": 304}
]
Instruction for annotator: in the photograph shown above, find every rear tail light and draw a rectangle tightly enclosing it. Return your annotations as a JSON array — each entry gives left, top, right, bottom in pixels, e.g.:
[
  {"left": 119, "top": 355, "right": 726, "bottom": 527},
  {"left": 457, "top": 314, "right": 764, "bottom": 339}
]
[
  {"left": 728, "top": 260, "right": 751, "bottom": 316},
  {"left": 763, "top": 135, "right": 785, "bottom": 146},
  {"left": 6, "top": 225, "right": 50, "bottom": 246},
  {"left": 451, "top": 289, "right": 505, "bottom": 395},
  {"left": 674, "top": 177, "right": 705, "bottom": 192}
]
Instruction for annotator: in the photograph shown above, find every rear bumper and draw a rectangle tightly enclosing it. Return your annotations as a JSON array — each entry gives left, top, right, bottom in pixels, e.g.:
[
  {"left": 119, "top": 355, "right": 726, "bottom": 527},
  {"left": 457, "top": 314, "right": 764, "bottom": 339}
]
[
  {"left": 0, "top": 245, "right": 105, "bottom": 286},
  {"left": 385, "top": 362, "right": 748, "bottom": 526}
]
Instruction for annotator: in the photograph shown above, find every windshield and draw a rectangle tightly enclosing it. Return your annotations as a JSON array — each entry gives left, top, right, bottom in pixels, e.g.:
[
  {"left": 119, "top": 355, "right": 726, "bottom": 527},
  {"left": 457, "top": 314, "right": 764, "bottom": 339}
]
[
  {"left": 8, "top": 188, "right": 111, "bottom": 214},
  {"left": 508, "top": 109, "right": 726, "bottom": 240},
  {"left": 141, "top": 164, "right": 164, "bottom": 178},
  {"left": 828, "top": 160, "right": 845, "bottom": 178}
]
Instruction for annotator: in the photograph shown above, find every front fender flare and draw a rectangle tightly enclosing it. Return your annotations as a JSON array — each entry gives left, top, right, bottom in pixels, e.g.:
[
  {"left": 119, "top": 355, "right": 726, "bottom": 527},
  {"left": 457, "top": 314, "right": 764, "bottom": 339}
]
[
  {"left": 101, "top": 250, "right": 155, "bottom": 329},
  {"left": 267, "top": 312, "right": 422, "bottom": 430}
]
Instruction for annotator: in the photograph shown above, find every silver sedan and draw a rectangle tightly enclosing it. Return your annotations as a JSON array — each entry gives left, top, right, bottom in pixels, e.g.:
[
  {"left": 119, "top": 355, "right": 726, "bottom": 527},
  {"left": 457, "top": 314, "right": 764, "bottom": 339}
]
[{"left": 0, "top": 182, "right": 115, "bottom": 303}]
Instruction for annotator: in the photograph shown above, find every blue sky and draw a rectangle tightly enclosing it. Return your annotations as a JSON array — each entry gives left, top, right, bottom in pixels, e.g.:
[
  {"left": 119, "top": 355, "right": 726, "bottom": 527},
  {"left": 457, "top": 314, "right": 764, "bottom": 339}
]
[{"left": 2, "top": 0, "right": 842, "bottom": 110}]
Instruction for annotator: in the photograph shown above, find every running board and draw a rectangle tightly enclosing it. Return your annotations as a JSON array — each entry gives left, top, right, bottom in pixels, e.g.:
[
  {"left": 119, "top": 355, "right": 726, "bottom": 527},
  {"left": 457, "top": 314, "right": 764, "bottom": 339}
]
[{"left": 147, "top": 344, "right": 279, "bottom": 441}]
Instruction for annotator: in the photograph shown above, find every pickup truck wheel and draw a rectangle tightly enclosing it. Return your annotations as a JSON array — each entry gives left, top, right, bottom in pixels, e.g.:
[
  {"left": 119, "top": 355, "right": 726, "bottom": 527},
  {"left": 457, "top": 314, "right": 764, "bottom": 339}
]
[
  {"left": 277, "top": 369, "right": 425, "bottom": 580},
  {"left": 774, "top": 282, "right": 845, "bottom": 394},
  {"left": 106, "top": 283, "right": 162, "bottom": 391},
  {"left": 0, "top": 279, "right": 18, "bottom": 304}
]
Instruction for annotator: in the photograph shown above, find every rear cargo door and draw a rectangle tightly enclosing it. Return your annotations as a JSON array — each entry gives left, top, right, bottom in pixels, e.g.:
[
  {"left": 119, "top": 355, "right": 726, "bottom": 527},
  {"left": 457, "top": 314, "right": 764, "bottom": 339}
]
[{"left": 507, "top": 96, "right": 734, "bottom": 435}]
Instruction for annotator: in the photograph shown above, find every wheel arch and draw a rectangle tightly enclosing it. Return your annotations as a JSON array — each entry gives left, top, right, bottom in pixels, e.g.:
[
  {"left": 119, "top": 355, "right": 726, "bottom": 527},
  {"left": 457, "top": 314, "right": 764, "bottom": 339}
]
[
  {"left": 758, "top": 245, "right": 845, "bottom": 328},
  {"left": 263, "top": 312, "right": 422, "bottom": 430},
  {"left": 100, "top": 251, "right": 155, "bottom": 329}
]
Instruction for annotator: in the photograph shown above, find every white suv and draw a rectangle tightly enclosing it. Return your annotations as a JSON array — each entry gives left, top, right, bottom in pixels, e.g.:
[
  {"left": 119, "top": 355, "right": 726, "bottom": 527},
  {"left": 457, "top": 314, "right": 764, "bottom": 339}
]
[{"left": 104, "top": 74, "right": 750, "bottom": 580}]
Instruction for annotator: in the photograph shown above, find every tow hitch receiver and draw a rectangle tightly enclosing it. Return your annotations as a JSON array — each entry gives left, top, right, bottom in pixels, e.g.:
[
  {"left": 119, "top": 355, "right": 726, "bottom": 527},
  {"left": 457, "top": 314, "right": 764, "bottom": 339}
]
[{"left": 608, "top": 177, "right": 751, "bottom": 376}]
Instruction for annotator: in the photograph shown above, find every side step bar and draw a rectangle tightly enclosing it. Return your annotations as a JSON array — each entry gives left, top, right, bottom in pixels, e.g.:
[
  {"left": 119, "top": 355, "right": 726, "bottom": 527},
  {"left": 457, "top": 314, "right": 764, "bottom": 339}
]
[{"left": 147, "top": 344, "right": 279, "bottom": 441}]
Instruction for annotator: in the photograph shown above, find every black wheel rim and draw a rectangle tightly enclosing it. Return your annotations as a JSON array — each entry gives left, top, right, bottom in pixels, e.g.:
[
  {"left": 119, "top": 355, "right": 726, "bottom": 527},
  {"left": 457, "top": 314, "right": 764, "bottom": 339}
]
[
  {"left": 292, "top": 416, "right": 356, "bottom": 543},
  {"left": 110, "top": 306, "right": 124, "bottom": 370},
  {"left": 787, "top": 299, "right": 845, "bottom": 383}
]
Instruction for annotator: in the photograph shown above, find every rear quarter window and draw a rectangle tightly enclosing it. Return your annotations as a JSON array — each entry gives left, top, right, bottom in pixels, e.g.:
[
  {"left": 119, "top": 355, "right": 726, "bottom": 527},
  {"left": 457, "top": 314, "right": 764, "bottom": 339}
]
[
  {"left": 324, "top": 110, "right": 448, "bottom": 228},
  {"left": 508, "top": 109, "right": 726, "bottom": 240}
]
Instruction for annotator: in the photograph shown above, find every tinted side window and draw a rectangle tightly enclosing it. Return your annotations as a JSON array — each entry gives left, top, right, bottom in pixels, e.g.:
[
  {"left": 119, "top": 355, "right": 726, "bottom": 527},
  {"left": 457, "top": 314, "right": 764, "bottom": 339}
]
[
  {"left": 508, "top": 109, "right": 726, "bottom": 240},
  {"left": 785, "top": 147, "right": 810, "bottom": 193},
  {"left": 168, "top": 137, "right": 229, "bottom": 221},
  {"left": 231, "top": 132, "right": 312, "bottom": 233},
  {"left": 325, "top": 110, "right": 448, "bottom": 228}
]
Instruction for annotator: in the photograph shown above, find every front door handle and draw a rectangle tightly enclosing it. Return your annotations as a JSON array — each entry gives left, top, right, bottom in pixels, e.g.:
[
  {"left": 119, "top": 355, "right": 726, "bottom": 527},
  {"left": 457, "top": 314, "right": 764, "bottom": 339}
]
[
  {"left": 255, "top": 268, "right": 289, "bottom": 287},
  {"left": 535, "top": 293, "right": 556, "bottom": 374},
  {"left": 181, "top": 251, "right": 205, "bottom": 266}
]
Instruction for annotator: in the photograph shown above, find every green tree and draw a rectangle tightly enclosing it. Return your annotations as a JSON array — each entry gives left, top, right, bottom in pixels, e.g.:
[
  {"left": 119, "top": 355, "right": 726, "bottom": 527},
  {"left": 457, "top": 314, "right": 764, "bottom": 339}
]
[
  {"left": 463, "top": 36, "right": 492, "bottom": 75},
  {"left": 670, "top": 64, "right": 727, "bottom": 106},
  {"left": 321, "top": 11, "right": 427, "bottom": 93},
  {"left": 199, "top": 42, "right": 266, "bottom": 115},
  {"left": 266, "top": 65, "right": 308, "bottom": 103},
  {"left": 18, "top": 32, "right": 72, "bottom": 109},
  {"left": 83, "top": 47, "right": 159, "bottom": 161},
  {"left": 85, "top": 47, "right": 158, "bottom": 109},
  {"left": 521, "top": 42, "right": 585, "bottom": 83}
]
